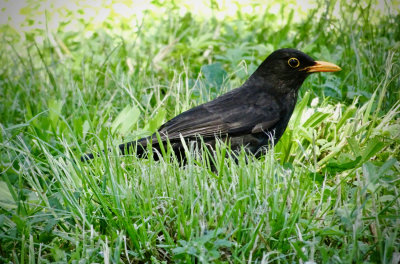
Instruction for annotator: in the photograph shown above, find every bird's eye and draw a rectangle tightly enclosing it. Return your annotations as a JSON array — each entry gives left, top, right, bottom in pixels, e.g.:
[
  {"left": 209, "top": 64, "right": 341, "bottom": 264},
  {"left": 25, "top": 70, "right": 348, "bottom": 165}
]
[{"left": 288, "top": 58, "right": 300, "bottom": 68}]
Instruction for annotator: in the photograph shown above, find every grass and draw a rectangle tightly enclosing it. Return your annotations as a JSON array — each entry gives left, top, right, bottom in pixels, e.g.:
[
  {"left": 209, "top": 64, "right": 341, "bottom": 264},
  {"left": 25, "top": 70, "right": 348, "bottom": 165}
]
[{"left": 0, "top": 0, "right": 400, "bottom": 262}]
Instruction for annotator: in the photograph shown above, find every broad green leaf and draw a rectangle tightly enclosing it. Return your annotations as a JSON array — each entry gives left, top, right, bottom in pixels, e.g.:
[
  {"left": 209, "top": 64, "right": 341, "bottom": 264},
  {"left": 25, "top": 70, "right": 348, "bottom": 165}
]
[
  {"left": 82, "top": 120, "right": 90, "bottom": 137},
  {"left": 362, "top": 90, "right": 377, "bottom": 124},
  {"left": 111, "top": 105, "right": 140, "bottom": 135},
  {"left": 0, "top": 181, "right": 17, "bottom": 209},
  {"left": 326, "top": 153, "right": 362, "bottom": 171},
  {"left": 48, "top": 98, "right": 63, "bottom": 129},
  {"left": 201, "top": 63, "right": 227, "bottom": 87},
  {"left": 361, "top": 137, "right": 385, "bottom": 162},
  {"left": 347, "top": 137, "right": 361, "bottom": 155},
  {"left": 363, "top": 162, "right": 378, "bottom": 184},
  {"left": 302, "top": 111, "right": 331, "bottom": 128},
  {"left": 143, "top": 108, "right": 166, "bottom": 132},
  {"left": 379, "top": 195, "right": 395, "bottom": 202},
  {"left": 291, "top": 92, "right": 311, "bottom": 129},
  {"left": 377, "top": 158, "right": 397, "bottom": 175},
  {"left": 337, "top": 105, "right": 357, "bottom": 130}
]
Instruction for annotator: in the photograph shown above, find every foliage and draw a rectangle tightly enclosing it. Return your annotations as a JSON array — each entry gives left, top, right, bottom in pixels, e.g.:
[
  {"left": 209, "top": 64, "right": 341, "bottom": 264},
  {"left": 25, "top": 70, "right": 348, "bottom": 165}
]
[{"left": 0, "top": 0, "right": 399, "bottom": 262}]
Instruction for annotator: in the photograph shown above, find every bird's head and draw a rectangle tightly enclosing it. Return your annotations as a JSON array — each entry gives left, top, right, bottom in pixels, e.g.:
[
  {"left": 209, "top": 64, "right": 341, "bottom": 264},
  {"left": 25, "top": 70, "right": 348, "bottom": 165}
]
[{"left": 250, "top": 48, "right": 341, "bottom": 93}]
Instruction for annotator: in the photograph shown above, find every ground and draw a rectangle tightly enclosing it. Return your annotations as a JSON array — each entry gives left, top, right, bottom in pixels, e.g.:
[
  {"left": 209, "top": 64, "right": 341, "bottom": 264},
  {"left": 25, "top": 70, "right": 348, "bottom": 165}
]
[{"left": 0, "top": 0, "right": 399, "bottom": 262}]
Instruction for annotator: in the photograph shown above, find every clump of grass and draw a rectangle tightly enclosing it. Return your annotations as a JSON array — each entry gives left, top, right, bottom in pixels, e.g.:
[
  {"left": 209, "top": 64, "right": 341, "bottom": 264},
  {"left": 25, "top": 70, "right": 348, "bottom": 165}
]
[{"left": 1, "top": 0, "right": 399, "bottom": 262}]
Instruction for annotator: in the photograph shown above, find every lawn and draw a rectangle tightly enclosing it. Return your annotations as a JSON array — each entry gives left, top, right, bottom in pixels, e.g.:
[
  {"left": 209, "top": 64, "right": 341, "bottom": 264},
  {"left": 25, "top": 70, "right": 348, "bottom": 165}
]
[{"left": 1, "top": 0, "right": 399, "bottom": 262}]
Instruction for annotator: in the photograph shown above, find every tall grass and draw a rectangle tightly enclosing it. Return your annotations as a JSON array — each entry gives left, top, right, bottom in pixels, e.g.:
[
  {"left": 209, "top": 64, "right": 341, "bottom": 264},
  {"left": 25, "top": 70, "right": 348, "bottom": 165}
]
[{"left": 0, "top": 0, "right": 399, "bottom": 262}]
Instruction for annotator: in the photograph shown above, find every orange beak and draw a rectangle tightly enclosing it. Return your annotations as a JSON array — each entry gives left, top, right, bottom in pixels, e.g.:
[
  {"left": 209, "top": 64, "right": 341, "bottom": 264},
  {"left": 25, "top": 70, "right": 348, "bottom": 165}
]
[{"left": 303, "top": 60, "right": 342, "bottom": 73}]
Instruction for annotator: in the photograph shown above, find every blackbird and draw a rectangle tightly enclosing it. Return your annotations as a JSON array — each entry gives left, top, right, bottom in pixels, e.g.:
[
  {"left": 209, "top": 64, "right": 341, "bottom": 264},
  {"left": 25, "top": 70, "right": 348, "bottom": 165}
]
[{"left": 82, "top": 48, "right": 341, "bottom": 162}]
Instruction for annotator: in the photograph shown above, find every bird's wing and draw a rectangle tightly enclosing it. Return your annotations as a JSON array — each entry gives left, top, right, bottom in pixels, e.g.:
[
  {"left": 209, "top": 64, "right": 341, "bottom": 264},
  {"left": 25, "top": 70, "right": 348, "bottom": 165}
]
[{"left": 154, "top": 87, "right": 281, "bottom": 141}]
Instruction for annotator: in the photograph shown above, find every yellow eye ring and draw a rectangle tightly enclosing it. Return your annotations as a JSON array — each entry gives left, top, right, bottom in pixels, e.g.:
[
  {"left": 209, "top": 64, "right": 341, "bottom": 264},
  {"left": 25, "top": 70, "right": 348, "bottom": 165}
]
[{"left": 288, "top": 57, "right": 300, "bottom": 68}]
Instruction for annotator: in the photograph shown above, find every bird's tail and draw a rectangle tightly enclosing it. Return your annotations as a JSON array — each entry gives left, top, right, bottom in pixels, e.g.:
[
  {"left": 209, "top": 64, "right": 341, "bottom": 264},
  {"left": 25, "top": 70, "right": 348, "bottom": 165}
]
[{"left": 80, "top": 138, "right": 150, "bottom": 162}]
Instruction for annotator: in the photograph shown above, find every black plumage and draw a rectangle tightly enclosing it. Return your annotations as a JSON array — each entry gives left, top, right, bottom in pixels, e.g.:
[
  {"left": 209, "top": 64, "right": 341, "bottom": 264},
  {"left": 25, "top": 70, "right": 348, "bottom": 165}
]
[{"left": 82, "top": 48, "right": 340, "bottom": 162}]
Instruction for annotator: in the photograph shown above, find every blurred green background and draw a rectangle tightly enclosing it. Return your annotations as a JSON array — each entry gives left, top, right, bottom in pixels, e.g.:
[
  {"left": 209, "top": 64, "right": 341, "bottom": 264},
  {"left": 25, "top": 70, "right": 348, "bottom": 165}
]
[{"left": 1, "top": 0, "right": 400, "bottom": 263}]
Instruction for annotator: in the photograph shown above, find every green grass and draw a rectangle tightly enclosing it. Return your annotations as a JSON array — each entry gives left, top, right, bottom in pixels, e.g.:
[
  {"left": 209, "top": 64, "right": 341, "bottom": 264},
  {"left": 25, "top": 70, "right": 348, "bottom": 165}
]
[{"left": 1, "top": 0, "right": 400, "bottom": 262}]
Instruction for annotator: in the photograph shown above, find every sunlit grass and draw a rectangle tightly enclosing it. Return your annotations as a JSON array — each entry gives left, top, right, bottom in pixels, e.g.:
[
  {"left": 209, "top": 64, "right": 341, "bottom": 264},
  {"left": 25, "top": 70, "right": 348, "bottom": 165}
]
[{"left": 0, "top": 0, "right": 400, "bottom": 262}]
